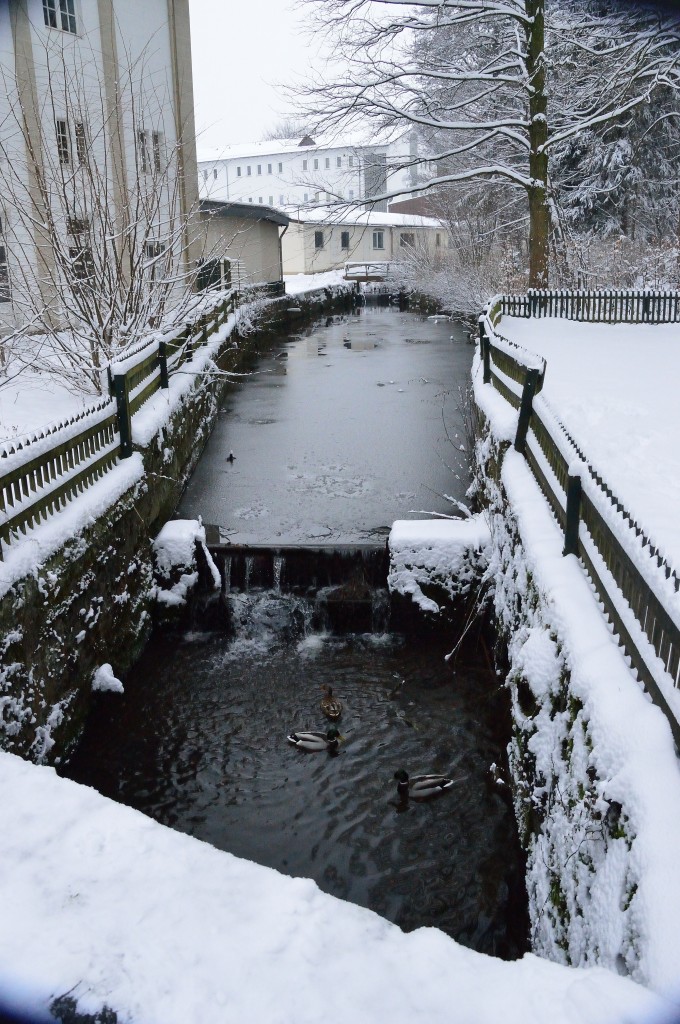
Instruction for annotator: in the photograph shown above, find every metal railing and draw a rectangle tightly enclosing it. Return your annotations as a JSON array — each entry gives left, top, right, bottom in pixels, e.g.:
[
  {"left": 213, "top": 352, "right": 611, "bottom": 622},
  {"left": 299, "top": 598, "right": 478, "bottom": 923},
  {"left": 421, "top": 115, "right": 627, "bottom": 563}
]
[{"left": 480, "top": 290, "right": 680, "bottom": 748}]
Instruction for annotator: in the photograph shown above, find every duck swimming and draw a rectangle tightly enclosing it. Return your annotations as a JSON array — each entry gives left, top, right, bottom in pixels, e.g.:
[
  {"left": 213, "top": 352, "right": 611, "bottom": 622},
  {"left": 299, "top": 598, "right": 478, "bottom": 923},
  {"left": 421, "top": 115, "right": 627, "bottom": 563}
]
[
  {"left": 394, "top": 769, "right": 459, "bottom": 800},
  {"left": 320, "top": 685, "right": 343, "bottom": 720},
  {"left": 287, "top": 727, "right": 341, "bottom": 752}
]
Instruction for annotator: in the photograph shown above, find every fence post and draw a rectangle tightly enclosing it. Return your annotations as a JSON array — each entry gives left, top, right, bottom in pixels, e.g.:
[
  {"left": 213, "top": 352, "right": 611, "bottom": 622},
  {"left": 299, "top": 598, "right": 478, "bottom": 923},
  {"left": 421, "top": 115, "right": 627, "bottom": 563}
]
[
  {"left": 563, "top": 472, "right": 582, "bottom": 556},
  {"left": 515, "top": 367, "right": 540, "bottom": 454},
  {"left": 158, "top": 341, "right": 169, "bottom": 389},
  {"left": 112, "top": 373, "right": 133, "bottom": 458},
  {"left": 201, "top": 313, "right": 209, "bottom": 345},
  {"left": 184, "top": 322, "right": 194, "bottom": 362},
  {"left": 479, "top": 319, "right": 491, "bottom": 384}
]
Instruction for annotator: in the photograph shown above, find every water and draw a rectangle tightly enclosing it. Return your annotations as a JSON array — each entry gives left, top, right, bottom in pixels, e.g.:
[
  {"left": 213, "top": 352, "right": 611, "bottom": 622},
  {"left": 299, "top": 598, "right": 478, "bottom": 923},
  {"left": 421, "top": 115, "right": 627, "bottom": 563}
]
[
  {"left": 63, "top": 593, "right": 528, "bottom": 959},
  {"left": 62, "top": 306, "right": 528, "bottom": 959},
  {"left": 178, "top": 306, "right": 474, "bottom": 544}
]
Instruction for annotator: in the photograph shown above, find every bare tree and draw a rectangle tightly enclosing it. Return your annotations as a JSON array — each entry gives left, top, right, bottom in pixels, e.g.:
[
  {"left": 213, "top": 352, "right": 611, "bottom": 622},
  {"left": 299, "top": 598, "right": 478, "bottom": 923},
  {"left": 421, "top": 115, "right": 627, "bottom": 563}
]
[
  {"left": 0, "top": 29, "right": 223, "bottom": 395},
  {"left": 296, "top": 0, "right": 680, "bottom": 287}
]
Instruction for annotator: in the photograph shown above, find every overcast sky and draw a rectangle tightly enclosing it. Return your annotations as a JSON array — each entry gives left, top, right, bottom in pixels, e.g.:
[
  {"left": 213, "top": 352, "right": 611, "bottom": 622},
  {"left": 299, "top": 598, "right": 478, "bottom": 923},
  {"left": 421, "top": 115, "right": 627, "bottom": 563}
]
[{"left": 188, "top": 0, "right": 317, "bottom": 151}]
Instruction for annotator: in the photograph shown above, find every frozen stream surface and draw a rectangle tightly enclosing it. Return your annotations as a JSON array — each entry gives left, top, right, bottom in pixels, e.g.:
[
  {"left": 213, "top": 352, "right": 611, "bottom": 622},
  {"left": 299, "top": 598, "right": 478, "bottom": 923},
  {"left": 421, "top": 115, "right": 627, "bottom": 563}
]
[{"left": 178, "top": 306, "right": 473, "bottom": 543}]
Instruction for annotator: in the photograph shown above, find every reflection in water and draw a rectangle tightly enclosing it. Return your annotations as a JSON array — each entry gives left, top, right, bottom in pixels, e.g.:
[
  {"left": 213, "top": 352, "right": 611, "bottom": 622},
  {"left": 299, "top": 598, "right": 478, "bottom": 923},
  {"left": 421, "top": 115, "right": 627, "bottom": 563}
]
[{"left": 63, "top": 594, "right": 529, "bottom": 960}]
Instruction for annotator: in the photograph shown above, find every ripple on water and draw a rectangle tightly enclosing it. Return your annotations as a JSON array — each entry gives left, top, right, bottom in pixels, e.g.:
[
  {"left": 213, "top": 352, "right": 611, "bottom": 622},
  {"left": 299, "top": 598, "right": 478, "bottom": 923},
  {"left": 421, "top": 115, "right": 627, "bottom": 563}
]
[{"left": 62, "top": 604, "right": 528, "bottom": 959}]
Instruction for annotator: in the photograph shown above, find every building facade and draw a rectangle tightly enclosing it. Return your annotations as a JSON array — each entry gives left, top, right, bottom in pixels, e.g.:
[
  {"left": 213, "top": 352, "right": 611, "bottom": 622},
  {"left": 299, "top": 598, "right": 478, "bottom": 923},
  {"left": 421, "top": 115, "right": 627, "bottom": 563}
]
[
  {"left": 197, "top": 133, "right": 428, "bottom": 214},
  {"left": 198, "top": 200, "right": 289, "bottom": 289},
  {"left": 0, "top": 0, "right": 200, "bottom": 334},
  {"left": 281, "top": 208, "right": 446, "bottom": 276}
]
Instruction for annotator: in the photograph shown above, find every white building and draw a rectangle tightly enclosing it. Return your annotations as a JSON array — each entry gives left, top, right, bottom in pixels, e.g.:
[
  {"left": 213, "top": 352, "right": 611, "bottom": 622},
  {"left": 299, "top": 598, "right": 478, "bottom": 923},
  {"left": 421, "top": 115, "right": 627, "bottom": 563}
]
[
  {"left": 197, "top": 133, "right": 428, "bottom": 214},
  {"left": 281, "top": 207, "right": 446, "bottom": 276},
  {"left": 0, "top": 0, "right": 199, "bottom": 333}
]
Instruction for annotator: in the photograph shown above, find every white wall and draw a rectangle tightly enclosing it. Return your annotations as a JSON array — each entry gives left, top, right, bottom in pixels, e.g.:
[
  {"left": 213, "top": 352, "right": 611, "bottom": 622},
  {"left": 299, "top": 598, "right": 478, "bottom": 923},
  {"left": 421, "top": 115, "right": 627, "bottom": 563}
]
[{"left": 282, "top": 220, "right": 445, "bottom": 275}]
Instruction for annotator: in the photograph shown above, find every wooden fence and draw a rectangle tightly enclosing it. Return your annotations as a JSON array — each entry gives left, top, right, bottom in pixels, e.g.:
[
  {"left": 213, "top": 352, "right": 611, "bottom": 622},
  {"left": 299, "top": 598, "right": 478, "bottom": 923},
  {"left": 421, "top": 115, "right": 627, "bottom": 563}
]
[
  {"left": 501, "top": 288, "right": 680, "bottom": 323},
  {"left": 0, "top": 289, "right": 239, "bottom": 559},
  {"left": 480, "top": 292, "right": 680, "bottom": 748}
]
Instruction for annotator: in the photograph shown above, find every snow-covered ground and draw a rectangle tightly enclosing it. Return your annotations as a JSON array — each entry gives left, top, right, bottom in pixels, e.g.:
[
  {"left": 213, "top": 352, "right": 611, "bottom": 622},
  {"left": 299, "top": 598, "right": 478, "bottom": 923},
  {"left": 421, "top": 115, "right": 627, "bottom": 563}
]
[
  {"left": 283, "top": 269, "right": 346, "bottom": 294},
  {"left": 498, "top": 317, "right": 680, "bottom": 569},
  {"left": 0, "top": 750, "right": 674, "bottom": 1024}
]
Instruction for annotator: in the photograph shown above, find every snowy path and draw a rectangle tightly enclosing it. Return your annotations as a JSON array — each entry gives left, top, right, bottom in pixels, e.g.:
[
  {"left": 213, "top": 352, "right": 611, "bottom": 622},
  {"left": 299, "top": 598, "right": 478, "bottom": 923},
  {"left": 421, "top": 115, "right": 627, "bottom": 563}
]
[
  {"left": 498, "top": 317, "right": 680, "bottom": 568},
  {"left": 0, "top": 752, "right": 671, "bottom": 1024}
]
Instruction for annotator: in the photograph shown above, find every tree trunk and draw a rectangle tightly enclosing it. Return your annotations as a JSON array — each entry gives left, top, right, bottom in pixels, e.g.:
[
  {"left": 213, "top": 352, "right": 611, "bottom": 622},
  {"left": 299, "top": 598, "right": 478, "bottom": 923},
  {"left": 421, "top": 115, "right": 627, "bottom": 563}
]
[{"left": 525, "top": 0, "right": 550, "bottom": 288}]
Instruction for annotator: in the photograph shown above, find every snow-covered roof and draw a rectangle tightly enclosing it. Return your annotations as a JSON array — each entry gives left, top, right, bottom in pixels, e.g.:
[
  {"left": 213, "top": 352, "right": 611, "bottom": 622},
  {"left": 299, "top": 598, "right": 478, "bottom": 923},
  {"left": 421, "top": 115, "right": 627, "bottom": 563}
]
[
  {"left": 197, "top": 130, "right": 409, "bottom": 165},
  {"left": 284, "top": 205, "right": 444, "bottom": 230}
]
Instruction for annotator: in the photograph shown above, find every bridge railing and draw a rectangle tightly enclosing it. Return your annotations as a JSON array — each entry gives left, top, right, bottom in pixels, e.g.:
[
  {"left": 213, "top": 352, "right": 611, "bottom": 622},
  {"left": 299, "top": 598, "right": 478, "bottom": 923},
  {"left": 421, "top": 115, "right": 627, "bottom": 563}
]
[
  {"left": 0, "top": 289, "right": 239, "bottom": 559},
  {"left": 344, "top": 261, "right": 393, "bottom": 281},
  {"left": 480, "top": 290, "right": 680, "bottom": 747}
]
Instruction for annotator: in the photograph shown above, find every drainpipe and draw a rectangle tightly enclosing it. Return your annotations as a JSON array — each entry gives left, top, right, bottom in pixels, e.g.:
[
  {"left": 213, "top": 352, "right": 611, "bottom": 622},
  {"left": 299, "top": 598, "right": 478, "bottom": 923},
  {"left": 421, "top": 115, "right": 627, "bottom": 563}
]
[{"left": 278, "top": 222, "right": 288, "bottom": 284}]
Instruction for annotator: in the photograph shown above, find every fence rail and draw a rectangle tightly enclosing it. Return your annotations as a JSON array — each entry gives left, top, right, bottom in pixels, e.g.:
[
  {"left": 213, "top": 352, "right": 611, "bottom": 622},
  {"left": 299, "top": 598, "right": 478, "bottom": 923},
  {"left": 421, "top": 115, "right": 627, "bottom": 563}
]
[
  {"left": 0, "top": 288, "right": 241, "bottom": 559},
  {"left": 501, "top": 288, "right": 680, "bottom": 323},
  {"left": 480, "top": 290, "right": 680, "bottom": 749}
]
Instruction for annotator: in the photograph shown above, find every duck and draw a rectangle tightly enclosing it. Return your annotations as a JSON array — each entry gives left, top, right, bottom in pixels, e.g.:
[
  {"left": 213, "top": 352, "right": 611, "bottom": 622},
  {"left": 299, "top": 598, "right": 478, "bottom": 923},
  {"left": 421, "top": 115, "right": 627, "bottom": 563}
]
[
  {"left": 394, "top": 769, "right": 460, "bottom": 800},
  {"left": 287, "top": 727, "right": 341, "bottom": 752},
  {"left": 320, "top": 684, "right": 343, "bottom": 720}
]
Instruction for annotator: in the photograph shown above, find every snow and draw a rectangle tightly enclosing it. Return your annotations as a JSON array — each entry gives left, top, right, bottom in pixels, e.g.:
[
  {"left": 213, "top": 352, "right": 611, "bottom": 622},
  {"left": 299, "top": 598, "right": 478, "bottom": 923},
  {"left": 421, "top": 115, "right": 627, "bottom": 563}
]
[
  {"left": 388, "top": 514, "right": 490, "bottom": 614},
  {"left": 0, "top": 749, "right": 673, "bottom": 1024},
  {"left": 153, "top": 518, "right": 220, "bottom": 607},
  {"left": 91, "top": 663, "right": 124, "bottom": 694},
  {"left": 284, "top": 269, "right": 347, "bottom": 294},
  {"left": 285, "top": 205, "right": 443, "bottom": 229},
  {"left": 498, "top": 316, "right": 680, "bottom": 569},
  {"left": 473, "top": 343, "right": 680, "bottom": 996}
]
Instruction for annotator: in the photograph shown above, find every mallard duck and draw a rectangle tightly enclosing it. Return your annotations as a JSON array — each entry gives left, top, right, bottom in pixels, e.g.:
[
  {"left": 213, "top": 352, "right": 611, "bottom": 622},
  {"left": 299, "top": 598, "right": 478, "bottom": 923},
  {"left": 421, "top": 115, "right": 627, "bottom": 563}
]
[
  {"left": 287, "top": 727, "right": 341, "bottom": 752},
  {"left": 320, "top": 685, "right": 343, "bottom": 720},
  {"left": 394, "top": 769, "right": 459, "bottom": 800}
]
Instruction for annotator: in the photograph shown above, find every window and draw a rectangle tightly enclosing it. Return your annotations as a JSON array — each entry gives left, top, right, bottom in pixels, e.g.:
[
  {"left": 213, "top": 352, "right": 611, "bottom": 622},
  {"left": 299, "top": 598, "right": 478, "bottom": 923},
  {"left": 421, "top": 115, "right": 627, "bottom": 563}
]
[
  {"left": 247, "top": 166, "right": 252, "bottom": 176},
  {"left": 280, "top": 195, "right": 285, "bottom": 204},
  {"left": 153, "top": 132, "right": 163, "bottom": 173},
  {"left": 268, "top": 163, "right": 272, "bottom": 174},
  {"left": 203, "top": 170, "right": 208, "bottom": 182},
  {"left": 258, "top": 197, "right": 263, "bottom": 203},
  {"left": 336, "top": 156, "right": 342, "bottom": 168},
  {"left": 144, "top": 241, "right": 166, "bottom": 283},
  {"left": 237, "top": 166, "right": 242, "bottom": 177},
  {"left": 372, "top": 230, "right": 384, "bottom": 250},
  {"left": 341, "top": 230, "right": 350, "bottom": 250},
  {"left": 349, "top": 189, "right": 354, "bottom": 199},
  {"left": 0, "top": 235, "right": 9, "bottom": 302},
  {"left": 69, "top": 245, "right": 94, "bottom": 286},
  {"left": 436, "top": 233, "right": 441, "bottom": 247},
  {"left": 314, "top": 230, "right": 324, "bottom": 249},
  {"left": 74, "top": 122, "right": 87, "bottom": 164},
  {"left": 325, "top": 157, "right": 330, "bottom": 168},
  {"left": 56, "top": 119, "right": 69, "bottom": 165},
  {"left": 138, "top": 130, "right": 150, "bottom": 173},
  {"left": 66, "top": 214, "right": 89, "bottom": 235},
  {"left": 313, "top": 158, "right": 319, "bottom": 170},
  {"left": 302, "top": 159, "right": 308, "bottom": 171},
  {"left": 43, "top": 0, "right": 77, "bottom": 33},
  {"left": 278, "top": 162, "right": 283, "bottom": 172},
  {"left": 349, "top": 156, "right": 354, "bottom": 168},
  {"left": 213, "top": 169, "right": 218, "bottom": 180},
  {"left": 257, "top": 164, "right": 262, "bottom": 175},
  {"left": 268, "top": 195, "right": 273, "bottom": 204},
  {"left": 303, "top": 192, "right": 308, "bottom": 202},
  {"left": 314, "top": 192, "right": 321, "bottom": 203},
  {"left": 249, "top": 198, "right": 253, "bottom": 203},
  {"left": 400, "top": 232, "right": 415, "bottom": 248}
]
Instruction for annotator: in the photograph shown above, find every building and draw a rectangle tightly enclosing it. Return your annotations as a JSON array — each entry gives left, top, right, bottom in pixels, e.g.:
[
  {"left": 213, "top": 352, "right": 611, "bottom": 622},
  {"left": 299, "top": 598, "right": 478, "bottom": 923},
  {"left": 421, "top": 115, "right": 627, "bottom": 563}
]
[
  {"left": 197, "top": 132, "right": 430, "bottom": 214},
  {"left": 0, "top": 0, "right": 200, "bottom": 334},
  {"left": 281, "top": 208, "right": 446, "bottom": 276},
  {"left": 198, "top": 200, "right": 289, "bottom": 290}
]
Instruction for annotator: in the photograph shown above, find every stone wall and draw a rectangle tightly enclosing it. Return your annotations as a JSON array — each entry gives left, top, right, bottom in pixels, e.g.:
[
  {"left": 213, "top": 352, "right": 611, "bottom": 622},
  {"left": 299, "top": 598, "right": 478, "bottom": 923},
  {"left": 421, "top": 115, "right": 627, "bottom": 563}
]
[{"left": 0, "top": 287, "right": 356, "bottom": 763}]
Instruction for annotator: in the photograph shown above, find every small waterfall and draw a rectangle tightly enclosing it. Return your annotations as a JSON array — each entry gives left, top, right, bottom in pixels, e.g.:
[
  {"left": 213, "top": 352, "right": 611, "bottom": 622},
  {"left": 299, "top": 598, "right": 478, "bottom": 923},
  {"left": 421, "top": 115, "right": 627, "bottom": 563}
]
[
  {"left": 244, "top": 555, "right": 254, "bottom": 591},
  {"left": 272, "top": 555, "right": 284, "bottom": 593},
  {"left": 223, "top": 555, "right": 232, "bottom": 594}
]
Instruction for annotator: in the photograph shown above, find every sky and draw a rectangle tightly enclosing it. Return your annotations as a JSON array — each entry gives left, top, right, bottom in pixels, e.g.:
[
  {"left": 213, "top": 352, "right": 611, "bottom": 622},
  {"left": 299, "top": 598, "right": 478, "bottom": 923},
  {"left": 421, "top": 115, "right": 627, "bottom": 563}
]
[{"left": 188, "top": 0, "right": 319, "bottom": 151}]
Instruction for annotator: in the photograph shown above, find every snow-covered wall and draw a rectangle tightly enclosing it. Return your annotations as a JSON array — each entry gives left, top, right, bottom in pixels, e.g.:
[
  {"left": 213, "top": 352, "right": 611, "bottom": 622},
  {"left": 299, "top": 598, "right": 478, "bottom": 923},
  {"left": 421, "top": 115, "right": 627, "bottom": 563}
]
[{"left": 472, "top": 357, "right": 680, "bottom": 997}]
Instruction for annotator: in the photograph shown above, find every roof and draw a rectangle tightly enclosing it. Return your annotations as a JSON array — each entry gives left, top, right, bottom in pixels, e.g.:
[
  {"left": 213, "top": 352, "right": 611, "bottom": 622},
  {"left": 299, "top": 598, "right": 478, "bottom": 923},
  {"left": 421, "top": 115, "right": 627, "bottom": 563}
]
[
  {"left": 283, "top": 205, "right": 443, "bottom": 230},
  {"left": 196, "top": 130, "right": 410, "bottom": 165},
  {"left": 199, "top": 200, "right": 290, "bottom": 227}
]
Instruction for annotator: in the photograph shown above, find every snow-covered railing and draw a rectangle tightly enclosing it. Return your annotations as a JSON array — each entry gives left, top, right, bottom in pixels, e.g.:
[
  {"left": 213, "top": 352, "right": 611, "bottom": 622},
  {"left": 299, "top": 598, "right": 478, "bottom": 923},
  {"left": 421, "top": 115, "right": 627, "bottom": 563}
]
[
  {"left": 344, "top": 261, "right": 393, "bottom": 281},
  {"left": 480, "top": 295, "right": 680, "bottom": 748},
  {"left": 502, "top": 288, "right": 680, "bottom": 324},
  {"left": 0, "top": 290, "right": 240, "bottom": 558}
]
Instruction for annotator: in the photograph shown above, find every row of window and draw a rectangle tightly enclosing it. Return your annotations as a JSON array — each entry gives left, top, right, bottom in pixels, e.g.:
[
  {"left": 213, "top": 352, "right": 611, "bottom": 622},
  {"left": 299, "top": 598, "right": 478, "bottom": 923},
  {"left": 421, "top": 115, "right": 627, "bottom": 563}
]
[
  {"left": 231, "top": 155, "right": 356, "bottom": 178},
  {"left": 312, "top": 230, "right": 434, "bottom": 252},
  {"left": 314, "top": 229, "right": 387, "bottom": 251},
  {"left": 55, "top": 119, "right": 163, "bottom": 174},
  {"left": 43, "top": 0, "right": 77, "bottom": 34}
]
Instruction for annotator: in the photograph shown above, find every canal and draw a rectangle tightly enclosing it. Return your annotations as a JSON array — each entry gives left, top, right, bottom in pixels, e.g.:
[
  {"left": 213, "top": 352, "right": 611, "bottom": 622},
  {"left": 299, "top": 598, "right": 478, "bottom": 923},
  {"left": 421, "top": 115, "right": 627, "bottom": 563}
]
[{"left": 62, "top": 305, "right": 529, "bottom": 959}]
